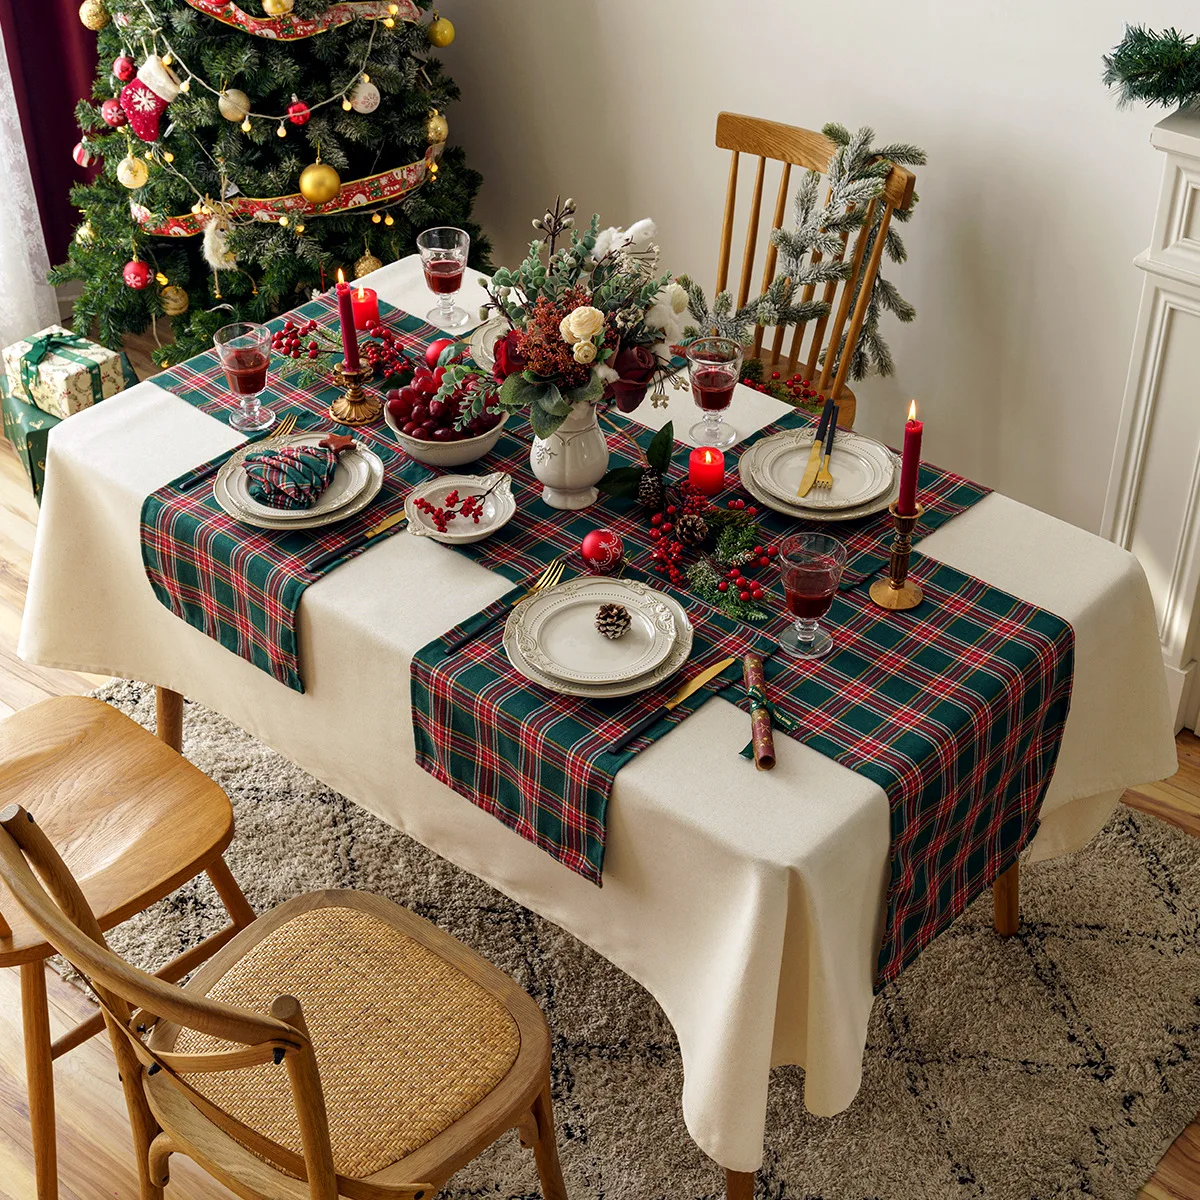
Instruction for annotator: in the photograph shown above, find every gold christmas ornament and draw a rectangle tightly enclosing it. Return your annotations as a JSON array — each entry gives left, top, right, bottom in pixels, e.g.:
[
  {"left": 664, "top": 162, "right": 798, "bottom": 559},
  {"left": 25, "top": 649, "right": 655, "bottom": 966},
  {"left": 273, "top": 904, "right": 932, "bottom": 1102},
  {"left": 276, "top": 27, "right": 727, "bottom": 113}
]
[
  {"left": 425, "top": 110, "right": 449, "bottom": 144},
  {"left": 78, "top": 0, "right": 109, "bottom": 30},
  {"left": 116, "top": 155, "right": 149, "bottom": 189},
  {"left": 218, "top": 89, "right": 251, "bottom": 122},
  {"left": 427, "top": 12, "right": 455, "bottom": 46},
  {"left": 354, "top": 252, "right": 383, "bottom": 278},
  {"left": 261, "top": 0, "right": 294, "bottom": 12},
  {"left": 298, "top": 160, "right": 341, "bottom": 204},
  {"left": 160, "top": 285, "right": 189, "bottom": 316},
  {"left": 74, "top": 221, "right": 94, "bottom": 246}
]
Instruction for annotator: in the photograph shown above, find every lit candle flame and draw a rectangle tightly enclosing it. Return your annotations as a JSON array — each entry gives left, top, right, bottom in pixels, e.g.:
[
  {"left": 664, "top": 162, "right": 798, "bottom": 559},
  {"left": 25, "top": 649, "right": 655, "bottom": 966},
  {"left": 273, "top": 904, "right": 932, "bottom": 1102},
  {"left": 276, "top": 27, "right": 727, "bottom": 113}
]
[
  {"left": 908, "top": 399, "right": 917, "bottom": 422},
  {"left": 357, "top": 286, "right": 366, "bottom": 300},
  {"left": 703, "top": 449, "right": 715, "bottom": 463},
  {"left": 336, "top": 267, "right": 345, "bottom": 284}
]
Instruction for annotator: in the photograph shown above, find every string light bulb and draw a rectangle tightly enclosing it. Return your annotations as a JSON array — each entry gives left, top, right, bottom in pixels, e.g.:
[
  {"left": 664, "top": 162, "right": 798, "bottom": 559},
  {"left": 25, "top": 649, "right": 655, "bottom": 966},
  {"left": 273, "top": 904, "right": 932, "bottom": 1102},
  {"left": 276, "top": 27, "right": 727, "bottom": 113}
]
[
  {"left": 278, "top": 215, "right": 289, "bottom": 227},
  {"left": 371, "top": 213, "right": 381, "bottom": 224},
  {"left": 342, "top": 97, "right": 352, "bottom": 110},
  {"left": 162, "top": 53, "right": 173, "bottom": 66},
  {"left": 241, "top": 117, "right": 251, "bottom": 133},
  {"left": 383, "top": 16, "right": 394, "bottom": 27},
  {"left": 384, "top": 214, "right": 394, "bottom": 226},
  {"left": 178, "top": 78, "right": 190, "bottom": 93},
  {"left": 155, "top": 271, "right": 168, "bottom": 285},
  {"left": 163, "top": 151, "right": 174, "bottom": 162},
  {"left": 361, "top": 73, "right": 370, "bottom": 83},
  {"left": 277, "top": 123, "right": 287, "bottom": 137},
  {"left": 295, "top": 223, "right": 305, "bottom": 233}
]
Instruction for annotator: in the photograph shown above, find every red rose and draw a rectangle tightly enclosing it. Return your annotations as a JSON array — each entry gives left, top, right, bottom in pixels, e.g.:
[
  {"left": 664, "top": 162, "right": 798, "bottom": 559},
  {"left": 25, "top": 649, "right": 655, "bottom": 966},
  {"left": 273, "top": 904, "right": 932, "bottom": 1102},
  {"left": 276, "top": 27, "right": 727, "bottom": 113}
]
[
  {"left": 608, "top": 343, "right": 657, "bottom": 413},
  {"left": 492, "top": 329, "right": 527, "bottom": 383}
]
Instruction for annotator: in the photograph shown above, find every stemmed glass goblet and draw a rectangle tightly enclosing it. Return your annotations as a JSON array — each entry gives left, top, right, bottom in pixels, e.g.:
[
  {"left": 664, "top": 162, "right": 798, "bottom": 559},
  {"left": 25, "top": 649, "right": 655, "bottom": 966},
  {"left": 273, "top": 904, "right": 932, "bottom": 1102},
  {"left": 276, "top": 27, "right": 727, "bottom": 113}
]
[
  {"left": 416, "top": 225, "right": 470, "bottom": 329},
  {"left": 213, "top": 322, "right": 275, "bottom": 433},
  {"left": 687, "top": 336, "right": 741, "bottom": 449},
  {"left": 779, "top": 533, "right": 847, "bottom": 659}
]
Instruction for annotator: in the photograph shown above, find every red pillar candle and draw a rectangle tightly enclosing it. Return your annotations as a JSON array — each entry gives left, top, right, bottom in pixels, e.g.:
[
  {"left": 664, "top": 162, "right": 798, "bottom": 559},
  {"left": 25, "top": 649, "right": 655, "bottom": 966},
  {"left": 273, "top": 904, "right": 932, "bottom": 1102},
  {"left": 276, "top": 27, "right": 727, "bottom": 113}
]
[
  {"left": 896, "top": 399, "right": 923, "bottom": 515},
  {"left": 688, "top": 445, "right": 725, "bottom": 495},
  {"left": 335, "top": 269, "right": 360, "bottom": 372},
  {"left": 351, "top": 285, "right": 380, "bottom": 329}
]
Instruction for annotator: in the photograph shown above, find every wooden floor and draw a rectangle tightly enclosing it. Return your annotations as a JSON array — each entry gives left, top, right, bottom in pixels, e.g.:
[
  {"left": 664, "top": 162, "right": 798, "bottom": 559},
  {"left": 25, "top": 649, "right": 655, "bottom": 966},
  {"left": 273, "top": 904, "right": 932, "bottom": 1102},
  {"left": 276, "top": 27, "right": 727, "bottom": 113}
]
[{"left": 0, "top": 425, "right": 1199, "bottom": 1198}]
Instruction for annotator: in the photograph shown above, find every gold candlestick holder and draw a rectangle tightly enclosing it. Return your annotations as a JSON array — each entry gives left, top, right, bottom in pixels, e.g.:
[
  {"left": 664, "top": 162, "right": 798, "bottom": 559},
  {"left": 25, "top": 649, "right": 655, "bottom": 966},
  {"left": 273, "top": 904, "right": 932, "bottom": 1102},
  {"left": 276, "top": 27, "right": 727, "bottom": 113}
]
[
  {"left": 869, "top": 501, "right": 924, "bottom": 611},
  {"left": 329, "top": 361, "right": 380, "bottom": 426}
]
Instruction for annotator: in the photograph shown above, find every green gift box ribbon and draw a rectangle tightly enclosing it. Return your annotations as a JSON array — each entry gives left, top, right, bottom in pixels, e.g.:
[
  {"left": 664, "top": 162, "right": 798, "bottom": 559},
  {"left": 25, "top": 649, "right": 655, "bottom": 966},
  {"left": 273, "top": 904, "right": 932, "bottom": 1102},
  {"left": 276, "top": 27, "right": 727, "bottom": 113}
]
[{"left": 19, "top": 330, "right": 105, "bottom": 407}]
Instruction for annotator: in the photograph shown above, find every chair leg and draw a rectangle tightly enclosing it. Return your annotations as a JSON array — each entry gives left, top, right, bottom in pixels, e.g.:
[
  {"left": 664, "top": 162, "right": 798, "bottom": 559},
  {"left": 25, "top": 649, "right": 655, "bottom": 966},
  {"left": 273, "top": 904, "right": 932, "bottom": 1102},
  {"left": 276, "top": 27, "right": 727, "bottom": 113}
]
[
  {"left": 993, "top": 860, "right": 1020, "bottom": 936},
  {"left": 530, "top": 1082, "right": 567, "bottom": 1200},
  {"left": 206, "top": 855, "right": 256, "bottom": 929},
  {"left": 726, "top": 1169, "right": 756, "bottom": 1199},
  {"left": 107, "top": 1017, "right": 164, "bottom": 1200},
  {"left": 155, "top": 686, "right": 184, "bottom": 753},
  {"left": 21, "top": 962, "right": 57, "bottom": 1200}
]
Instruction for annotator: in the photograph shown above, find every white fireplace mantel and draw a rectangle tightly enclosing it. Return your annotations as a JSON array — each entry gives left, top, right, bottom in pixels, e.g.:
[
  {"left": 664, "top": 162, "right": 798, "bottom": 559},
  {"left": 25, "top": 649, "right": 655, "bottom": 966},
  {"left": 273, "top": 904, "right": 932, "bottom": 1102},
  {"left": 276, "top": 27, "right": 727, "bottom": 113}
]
[{"left": 1102, "top": 108, "right": 1200, "bottom": 732}]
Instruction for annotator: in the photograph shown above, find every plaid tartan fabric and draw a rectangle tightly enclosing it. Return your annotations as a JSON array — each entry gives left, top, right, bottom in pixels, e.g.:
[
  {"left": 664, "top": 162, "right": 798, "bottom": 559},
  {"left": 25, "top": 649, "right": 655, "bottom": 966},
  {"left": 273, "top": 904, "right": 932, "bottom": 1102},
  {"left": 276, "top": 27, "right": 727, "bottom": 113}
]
[
  {"left": 141, "top": 296, "right": 445, "bottom": 690},
  {"left": 242, "top": 444, "right": 339, "bottom": 509},
  {"left": 410, "top": 415, "right": 1073, "bottom": 987}
]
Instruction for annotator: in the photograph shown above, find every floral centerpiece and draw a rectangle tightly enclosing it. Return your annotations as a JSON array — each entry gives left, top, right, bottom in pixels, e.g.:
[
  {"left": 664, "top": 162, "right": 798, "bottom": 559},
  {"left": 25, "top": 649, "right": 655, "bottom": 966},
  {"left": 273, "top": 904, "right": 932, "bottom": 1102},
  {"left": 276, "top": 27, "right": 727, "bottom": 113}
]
[{"left": 433, "top": 197, "right": 688, "bottom": 509}]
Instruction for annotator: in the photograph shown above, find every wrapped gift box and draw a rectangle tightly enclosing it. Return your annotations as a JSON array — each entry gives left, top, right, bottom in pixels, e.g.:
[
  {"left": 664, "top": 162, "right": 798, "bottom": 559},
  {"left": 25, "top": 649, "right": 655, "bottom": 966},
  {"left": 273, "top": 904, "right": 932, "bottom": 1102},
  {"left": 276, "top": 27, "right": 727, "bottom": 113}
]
[
  {"left": 3, "top": 324, "right": 126, "bottom": 420},
  {"left": 1, "top": 353, "right": 136, "bottom": 503}
]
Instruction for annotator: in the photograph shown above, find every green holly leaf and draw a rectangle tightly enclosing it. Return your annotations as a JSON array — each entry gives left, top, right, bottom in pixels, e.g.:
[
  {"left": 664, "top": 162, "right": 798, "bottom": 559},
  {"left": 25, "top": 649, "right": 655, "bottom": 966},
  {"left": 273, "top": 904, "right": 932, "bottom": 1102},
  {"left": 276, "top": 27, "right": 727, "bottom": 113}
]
[
  {"left": 645, "top": 421, "right": 675, "bottom": 474},
  {"left": 597, "top": 465, "right": 643, "bottom": 499}
]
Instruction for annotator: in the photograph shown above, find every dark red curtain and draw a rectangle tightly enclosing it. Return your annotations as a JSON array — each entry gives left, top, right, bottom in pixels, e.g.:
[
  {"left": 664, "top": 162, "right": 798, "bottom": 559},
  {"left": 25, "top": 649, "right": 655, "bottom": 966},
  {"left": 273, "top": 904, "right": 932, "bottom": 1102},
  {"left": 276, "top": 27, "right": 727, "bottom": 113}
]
[{"left": 0, "top": 0, "right": 97, "bottom": 264}]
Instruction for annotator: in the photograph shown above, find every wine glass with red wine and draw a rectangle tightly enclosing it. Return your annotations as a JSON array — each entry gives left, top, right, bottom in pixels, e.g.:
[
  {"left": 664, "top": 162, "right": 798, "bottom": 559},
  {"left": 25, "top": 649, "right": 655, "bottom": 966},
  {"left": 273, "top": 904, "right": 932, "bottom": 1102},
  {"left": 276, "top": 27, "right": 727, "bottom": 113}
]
[
  {"left": 213, "top": 322, "right": 275, "bottom": 433},
  {"left": 416, "top": 226, "right": 470, "bottom": 330},
  {"left": 779, "top": 533, "right": 847, "bottom": 659},
  {"left": 687, "top": 336, "right": 741, "bottom": 449}
]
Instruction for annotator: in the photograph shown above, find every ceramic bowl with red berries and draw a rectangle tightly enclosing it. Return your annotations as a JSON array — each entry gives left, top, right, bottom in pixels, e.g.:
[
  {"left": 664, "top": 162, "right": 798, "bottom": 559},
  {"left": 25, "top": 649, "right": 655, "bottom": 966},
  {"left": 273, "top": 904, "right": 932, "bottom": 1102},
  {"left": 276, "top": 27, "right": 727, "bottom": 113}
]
[
  {"left": 403, "top": 472, "right": 516, "bottom": 544},
  {"left": 384, "top": 357, "right": 507, "bottom": 467}
]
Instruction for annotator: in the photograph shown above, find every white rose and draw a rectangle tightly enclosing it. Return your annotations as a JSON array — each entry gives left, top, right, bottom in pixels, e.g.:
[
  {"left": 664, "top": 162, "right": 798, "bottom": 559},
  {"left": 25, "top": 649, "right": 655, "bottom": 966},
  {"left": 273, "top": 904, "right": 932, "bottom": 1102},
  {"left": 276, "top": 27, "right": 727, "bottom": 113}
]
[
  {"left": 573, "top": 340, "right": 597, "bottom": 364},
  {"left": 559, "top": 314, "right": 578, "bottom": 344},
  {"left": 667, "top": 281, "right": 688, "bottom": 313},
  {"left": 565, "top": 305, "right": 605, "bottom": 341}
]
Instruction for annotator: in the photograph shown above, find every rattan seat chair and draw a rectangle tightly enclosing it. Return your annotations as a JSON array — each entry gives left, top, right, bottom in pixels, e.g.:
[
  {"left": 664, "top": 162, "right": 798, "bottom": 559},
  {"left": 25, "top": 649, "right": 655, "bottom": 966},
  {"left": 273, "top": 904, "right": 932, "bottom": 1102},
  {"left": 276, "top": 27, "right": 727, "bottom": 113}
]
[{"left": 0, "top": 806, "right": 568, "bottom": 1200}]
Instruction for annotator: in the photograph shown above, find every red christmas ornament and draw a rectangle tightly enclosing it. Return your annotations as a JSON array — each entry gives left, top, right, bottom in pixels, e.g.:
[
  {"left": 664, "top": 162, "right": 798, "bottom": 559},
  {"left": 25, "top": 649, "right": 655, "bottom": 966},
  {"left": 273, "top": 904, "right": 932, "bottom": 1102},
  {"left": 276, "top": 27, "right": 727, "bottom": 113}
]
[
  {"left": 580, "top": 528, "right": 624, "bottom": 574},
  {"left": 286, "top": 97, "right": 311, "bottom": 126},
  {"left": 123, "top": 259, "right": 152, "bottom": 289},
  {"left": 424, "top": 336, "right": 456, "bottom": 369},
  {"left": 101, "top": 98, "right": 127, "bottom": 127},
  {"left": 112, "top": 54, "right": 135, "bottom": 81},
  {"left": 72, "top": 141, "right": 96, "bottom": 168}
]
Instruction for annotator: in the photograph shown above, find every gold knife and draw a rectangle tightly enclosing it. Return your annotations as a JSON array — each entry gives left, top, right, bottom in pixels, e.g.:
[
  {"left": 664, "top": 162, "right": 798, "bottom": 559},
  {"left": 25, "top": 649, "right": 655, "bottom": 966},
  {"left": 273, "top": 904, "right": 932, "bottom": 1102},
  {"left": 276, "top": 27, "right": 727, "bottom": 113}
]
[
  {"left": 607, "top": 655, "right": 739, "bottom": 755},
  {"left": 796, "top": 396, "right": 836, "bottom": 498},
  {"left": 306, "top": 508, "right": 407, "bottom": 573}
]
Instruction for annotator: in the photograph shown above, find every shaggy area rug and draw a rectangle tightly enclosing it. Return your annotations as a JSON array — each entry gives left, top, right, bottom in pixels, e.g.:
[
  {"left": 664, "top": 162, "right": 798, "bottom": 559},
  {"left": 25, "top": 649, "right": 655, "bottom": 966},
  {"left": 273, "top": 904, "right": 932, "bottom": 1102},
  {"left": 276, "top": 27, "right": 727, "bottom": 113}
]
[{"left": 76, "top": 681, "right": 1200, "bottom": 1199}]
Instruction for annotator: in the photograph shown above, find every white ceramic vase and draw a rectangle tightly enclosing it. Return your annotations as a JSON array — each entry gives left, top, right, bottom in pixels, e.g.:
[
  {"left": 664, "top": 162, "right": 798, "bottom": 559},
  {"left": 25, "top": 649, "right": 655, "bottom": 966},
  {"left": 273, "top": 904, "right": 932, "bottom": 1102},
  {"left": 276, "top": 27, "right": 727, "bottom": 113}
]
[{"left": 529, "top": 400, "right": 609, "bottom": 510}]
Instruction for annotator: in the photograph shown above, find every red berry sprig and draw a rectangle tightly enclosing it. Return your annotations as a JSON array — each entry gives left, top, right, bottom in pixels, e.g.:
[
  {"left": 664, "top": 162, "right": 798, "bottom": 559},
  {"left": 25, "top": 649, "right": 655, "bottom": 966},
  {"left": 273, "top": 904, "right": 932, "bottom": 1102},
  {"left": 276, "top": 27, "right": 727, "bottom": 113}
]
[
  {"left": 270, "top": 317, "right": 321, "bottom": 360},
  {"left": 412, "top": 482, "right": 499, "bottom": 533}
]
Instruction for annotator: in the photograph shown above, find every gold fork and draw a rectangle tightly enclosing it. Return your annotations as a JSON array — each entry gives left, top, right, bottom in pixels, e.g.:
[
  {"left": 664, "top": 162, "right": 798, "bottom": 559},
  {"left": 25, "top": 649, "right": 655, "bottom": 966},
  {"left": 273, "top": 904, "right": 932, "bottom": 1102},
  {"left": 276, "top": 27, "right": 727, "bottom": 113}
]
[
  {"left": 272, "top": 412, "right": 299, "bottom": 439},
  {"left": 443, "top": 555, "right": 567, "bottom": 653},
  {"left": 812, "top": 404, "right": 840, "bottom": 491}
]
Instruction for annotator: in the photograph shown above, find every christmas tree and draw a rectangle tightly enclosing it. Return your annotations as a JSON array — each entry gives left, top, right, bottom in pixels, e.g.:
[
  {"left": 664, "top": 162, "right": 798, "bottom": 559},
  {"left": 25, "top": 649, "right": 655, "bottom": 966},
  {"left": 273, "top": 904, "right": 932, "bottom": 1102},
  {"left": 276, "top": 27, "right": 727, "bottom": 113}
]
[{"left": 51, "top": 0, "right": 486, "bottom": 365}]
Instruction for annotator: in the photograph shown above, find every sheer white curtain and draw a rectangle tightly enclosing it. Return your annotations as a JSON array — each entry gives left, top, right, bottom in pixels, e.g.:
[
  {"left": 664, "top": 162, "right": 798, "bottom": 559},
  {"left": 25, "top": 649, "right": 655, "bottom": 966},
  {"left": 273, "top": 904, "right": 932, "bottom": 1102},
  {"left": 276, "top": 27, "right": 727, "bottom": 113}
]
[{"left": 0, "top": 27, "right": 59, "bottom": 347}]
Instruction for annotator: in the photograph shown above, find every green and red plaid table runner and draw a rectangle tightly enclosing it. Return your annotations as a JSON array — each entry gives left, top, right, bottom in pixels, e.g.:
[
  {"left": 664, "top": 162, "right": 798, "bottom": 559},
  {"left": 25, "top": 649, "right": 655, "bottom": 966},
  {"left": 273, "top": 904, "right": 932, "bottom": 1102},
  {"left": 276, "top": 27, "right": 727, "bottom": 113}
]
[{"left": 141, "top": 294, "right": 1074, "bottom": 987}]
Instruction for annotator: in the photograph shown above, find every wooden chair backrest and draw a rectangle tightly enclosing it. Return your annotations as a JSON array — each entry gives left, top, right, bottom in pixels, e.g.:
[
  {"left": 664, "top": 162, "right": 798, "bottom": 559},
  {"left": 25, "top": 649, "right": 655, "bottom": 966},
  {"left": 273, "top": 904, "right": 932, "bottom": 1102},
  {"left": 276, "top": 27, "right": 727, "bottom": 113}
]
[
  {"left": 714, "top": 111, "right": 916, "bottom": 399},
  {"left": 0, "top": 804, "right": 426, "bottom": 1200}
]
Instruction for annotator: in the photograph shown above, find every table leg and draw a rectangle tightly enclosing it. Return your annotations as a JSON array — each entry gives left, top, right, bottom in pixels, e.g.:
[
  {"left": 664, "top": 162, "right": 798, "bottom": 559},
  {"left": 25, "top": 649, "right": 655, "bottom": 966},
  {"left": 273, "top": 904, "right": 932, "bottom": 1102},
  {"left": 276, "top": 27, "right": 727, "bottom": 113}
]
[
  {"left": 726, "top": 1169, "right": 755, "bottom": 1199},
  {"left": 993, "top": 860, "right": 1019, "bottom": 936},
  {"left": 155, "top": 686, "right": 183, "bottom": 753}
]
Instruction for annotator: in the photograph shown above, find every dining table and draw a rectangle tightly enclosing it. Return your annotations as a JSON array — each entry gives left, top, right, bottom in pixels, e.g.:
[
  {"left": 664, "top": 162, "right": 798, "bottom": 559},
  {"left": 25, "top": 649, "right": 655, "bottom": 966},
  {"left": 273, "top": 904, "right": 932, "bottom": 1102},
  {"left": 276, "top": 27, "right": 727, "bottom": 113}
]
[{"left": 18, "top": 254, "right": 1178, "bottom": 1196}]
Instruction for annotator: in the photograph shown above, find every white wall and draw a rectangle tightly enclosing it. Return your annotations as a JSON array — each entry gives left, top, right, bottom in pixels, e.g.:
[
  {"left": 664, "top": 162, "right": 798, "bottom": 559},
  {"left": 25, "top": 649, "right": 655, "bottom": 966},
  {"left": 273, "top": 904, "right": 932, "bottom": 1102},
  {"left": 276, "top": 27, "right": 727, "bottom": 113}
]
[{"left": 442, "top": 0, "right": 1193, "bottom": 532}]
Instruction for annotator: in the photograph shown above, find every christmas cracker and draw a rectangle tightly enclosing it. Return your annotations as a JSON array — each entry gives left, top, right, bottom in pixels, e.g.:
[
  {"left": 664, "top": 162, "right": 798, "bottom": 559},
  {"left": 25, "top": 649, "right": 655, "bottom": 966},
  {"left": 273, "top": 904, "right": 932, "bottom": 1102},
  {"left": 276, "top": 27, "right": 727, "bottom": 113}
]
[{"left": 743, "top": 652, "right": 776, "bottom": 771}]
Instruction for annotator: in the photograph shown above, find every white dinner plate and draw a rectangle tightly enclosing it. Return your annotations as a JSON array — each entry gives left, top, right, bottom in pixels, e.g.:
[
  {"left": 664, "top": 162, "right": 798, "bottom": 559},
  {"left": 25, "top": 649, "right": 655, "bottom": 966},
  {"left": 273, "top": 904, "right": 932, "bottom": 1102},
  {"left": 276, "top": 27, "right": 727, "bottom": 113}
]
[
  {"left": 221, "top": 433, "right": 373, "bottom": 523},
  {"left": 738, "top": 440, "right": 900, "bottom": 523},
  {"left": 404, "top": 472, "right": 516, "bottom": 544},
  {"left": 504, "top": 579, "right": 694, "bottom": 699},
  {"left": 509, "top": 577, "right": 677, "bottom": 685},
  {"left": 750, "top": 429, "right": 895, "bottom": 510},
  {"left": 214, "top": 438, "right": 384, "bottom": 530}
]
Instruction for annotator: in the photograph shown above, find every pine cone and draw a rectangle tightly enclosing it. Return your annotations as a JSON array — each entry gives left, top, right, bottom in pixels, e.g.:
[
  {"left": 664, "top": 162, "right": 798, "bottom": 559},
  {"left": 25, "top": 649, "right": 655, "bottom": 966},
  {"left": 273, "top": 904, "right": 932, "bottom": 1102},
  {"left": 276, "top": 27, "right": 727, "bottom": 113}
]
[
  {"left": 676, "top": 512, "right": 709, "bottom": 546},
  {"left": 595, "top": 602, "right": 632, "bottom": 640},
  {"left": 637, "top": 468, "right": 665, "bottom": 512}
]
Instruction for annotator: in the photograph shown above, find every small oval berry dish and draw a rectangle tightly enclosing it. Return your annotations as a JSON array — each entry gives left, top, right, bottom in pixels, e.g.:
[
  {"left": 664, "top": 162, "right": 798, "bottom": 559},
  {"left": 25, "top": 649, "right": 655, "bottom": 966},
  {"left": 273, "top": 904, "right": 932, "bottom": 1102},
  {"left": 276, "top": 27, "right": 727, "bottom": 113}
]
[{"left": 404, "top": 472, "right": 516, "bottom": 544}]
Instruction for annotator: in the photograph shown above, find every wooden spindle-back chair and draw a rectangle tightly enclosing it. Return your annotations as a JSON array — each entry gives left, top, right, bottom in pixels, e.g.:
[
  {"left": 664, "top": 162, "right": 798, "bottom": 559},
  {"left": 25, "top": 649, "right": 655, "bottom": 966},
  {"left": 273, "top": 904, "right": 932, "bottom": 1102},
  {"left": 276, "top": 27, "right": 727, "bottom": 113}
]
[
  {"left": 0, "top": 803, "right": 567, "bottom": 1200},
  {"left": 714, "top": 112, "right": 917, "bottom": 429}
]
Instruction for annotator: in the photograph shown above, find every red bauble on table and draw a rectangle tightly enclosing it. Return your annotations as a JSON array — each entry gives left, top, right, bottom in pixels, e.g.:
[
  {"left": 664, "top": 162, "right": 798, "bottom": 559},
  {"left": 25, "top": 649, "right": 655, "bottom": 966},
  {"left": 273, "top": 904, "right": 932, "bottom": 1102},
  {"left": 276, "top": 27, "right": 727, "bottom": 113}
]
[
  {"left": 286, "top": 97, "right": 311, "bottom": 126},
  {"left": 580, "top": 528, "right": 624, "bottom": 574},
  {"left": 112, "top": 55, "right": 136, "bottom": 82},
  {"left": 101, "top": 98, "right": 127, "bottom": 127},
  {"left": 424, "top": 336, "right": 457, "bottom": 369},
  {"left": 122, "top": 259, "right": 152, "bottom": 289}
]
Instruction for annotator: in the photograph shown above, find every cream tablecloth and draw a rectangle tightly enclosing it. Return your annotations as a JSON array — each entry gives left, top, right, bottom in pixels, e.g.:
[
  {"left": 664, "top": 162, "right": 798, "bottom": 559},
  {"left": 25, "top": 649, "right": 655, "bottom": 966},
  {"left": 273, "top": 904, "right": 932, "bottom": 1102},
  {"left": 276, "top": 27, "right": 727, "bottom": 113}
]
[{"left": 19, "top": 257, "right": 1178, "bottom": 1173}]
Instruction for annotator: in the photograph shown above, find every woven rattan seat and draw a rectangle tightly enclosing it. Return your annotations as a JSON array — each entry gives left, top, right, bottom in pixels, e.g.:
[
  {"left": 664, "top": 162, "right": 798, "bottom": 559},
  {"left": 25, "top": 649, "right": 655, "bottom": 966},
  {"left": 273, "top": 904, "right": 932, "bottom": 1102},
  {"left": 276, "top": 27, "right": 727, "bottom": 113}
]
[{"left": 170, "top": 904, "right": 521, "bottom": 1177}]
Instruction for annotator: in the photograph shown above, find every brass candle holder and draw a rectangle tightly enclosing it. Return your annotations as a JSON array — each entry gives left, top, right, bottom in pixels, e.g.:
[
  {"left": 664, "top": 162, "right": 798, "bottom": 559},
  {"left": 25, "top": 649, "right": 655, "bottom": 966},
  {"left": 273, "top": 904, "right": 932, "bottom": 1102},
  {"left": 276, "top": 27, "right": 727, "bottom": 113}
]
[
  {"left": 869, "top": 501, "right": 924, "bottom": 611},
  {"left": 329, "top": 361, "right": 381, "bottom": 426}
]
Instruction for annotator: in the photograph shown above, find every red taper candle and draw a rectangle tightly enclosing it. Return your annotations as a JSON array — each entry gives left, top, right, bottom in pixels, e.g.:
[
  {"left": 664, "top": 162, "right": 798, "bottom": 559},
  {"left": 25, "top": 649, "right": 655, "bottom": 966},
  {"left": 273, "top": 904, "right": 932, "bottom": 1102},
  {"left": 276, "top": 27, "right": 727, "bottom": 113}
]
[
  {"left": 335, "top": 268, "right": 360, "bottom": 372},
  {"left": 897, "top": 399, "right": 923, "bottom": 516}
]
